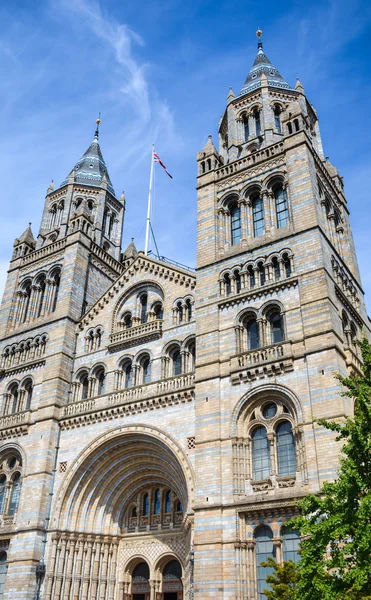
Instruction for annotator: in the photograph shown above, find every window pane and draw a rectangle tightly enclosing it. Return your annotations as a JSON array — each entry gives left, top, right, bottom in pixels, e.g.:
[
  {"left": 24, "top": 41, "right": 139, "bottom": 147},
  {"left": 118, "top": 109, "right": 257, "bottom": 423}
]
[
  {"left": 154, "top": 489, "right": 161, "bottom": 514},
  {"left": 0, "top": 477, "right": 6, "bottom": 514},
  {"left": 0, "top": 551, "right": 7, "bottom": 600},
  {"left": 270, "top": 313, "right": 284, "bottom": 344},
  {"left": 244, "top": 118, "right": 249, "bottom": 141},
  {"left": 140, "top": 294, "right": 148, "bottom": 323},
  {"left": 252, "top": 197, "right": 264, "bottom": 237},
  {"left": 125, "top": 365, "right": 133, "bottom": 388},
  {"left": 255, "top": 112, "right": 261, "bottom": 137},
  {"left": 277, "top": 422, "right": 297, "bottom": 476},
  {"left": 8, "top": 474, "right": 21, "bottom": 516},
  {"left": 143, "top": 494, "right": 149, "bottom": 516},
  {"left": 275, "top": 187, "right": 289, "bottom": 228},
  {"left": 256, "top": 526, "right": 275, "bottom": 599},
  {"left": 282, "top": 528, "right": 300, "bottom": 563},
  {"left": 252, "top": 427, "right": 270, "bottom": 480},
  {"left": 165, "top": 491, "right": 171, "bottom": 513},
  {"left": 245, "top": 320, "right": 259, "bottom": 350},
  {"left": 143, "top": 360, "right": 151, "bottom": 384},
  {"left": 230, "top": 204, "right": 241, "bottom": 245},
  {"left": 173, "top": 351, "right": 182, "bottom": 376}
]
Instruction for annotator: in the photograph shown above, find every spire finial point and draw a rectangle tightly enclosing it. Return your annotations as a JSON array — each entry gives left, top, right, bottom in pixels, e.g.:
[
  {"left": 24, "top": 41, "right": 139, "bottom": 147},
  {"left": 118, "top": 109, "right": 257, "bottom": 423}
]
[
  {"left": 29, "top": 222, "right": 32, "bottom": 227},
  {"left": 94, "top": 112, "right": 102, "bottom": 140},
  {"left": 256, "top": 27, "right": 263, "bottom": 51}
]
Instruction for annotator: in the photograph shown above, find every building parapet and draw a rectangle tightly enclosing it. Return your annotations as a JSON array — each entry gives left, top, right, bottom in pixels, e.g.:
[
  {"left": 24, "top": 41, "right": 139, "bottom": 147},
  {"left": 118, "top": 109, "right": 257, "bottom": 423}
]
[
  {"left": 109, "top": 320, "right": 163, "bottom": 351},
  {"left": 230, "top": 341, "right": 293, "bottom": 384},
  {"left": 21, "top": 238, "right": 66, "bottom": 266}
]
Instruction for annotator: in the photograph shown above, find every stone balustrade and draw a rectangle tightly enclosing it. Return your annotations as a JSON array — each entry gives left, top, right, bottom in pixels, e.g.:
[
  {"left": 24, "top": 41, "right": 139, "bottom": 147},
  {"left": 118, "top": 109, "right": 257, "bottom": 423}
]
[
  {"left": 109, "top": 320, "right": 163, "bottom": 350},
  {"left": 230, "top": 341, "right": 293, "bottom": 384},
  {"left": 21, "top": 239, "right": 66, "bottom": 266}
]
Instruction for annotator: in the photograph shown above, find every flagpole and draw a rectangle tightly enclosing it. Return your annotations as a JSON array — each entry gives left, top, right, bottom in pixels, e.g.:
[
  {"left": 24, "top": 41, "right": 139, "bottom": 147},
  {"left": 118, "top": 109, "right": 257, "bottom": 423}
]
[{"left": 145, "top": 144, "right": 154, "bottom": 256}]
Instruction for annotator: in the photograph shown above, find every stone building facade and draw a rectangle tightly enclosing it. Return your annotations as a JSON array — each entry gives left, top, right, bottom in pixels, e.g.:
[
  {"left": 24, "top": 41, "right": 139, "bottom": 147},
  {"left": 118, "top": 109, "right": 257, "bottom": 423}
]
[{"left": 0, "top": 32, "right": 369, "bottom": 600}]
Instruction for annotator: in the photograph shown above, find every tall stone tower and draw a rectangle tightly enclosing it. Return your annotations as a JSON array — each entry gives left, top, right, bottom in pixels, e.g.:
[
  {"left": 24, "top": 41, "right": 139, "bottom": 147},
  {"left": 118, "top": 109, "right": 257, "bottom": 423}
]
[
  {"left": 0, "top": 122, "right": 125, "bottom": 596},
  {"left": 194, "top": 30, "right": 369, "bottom": 599}
]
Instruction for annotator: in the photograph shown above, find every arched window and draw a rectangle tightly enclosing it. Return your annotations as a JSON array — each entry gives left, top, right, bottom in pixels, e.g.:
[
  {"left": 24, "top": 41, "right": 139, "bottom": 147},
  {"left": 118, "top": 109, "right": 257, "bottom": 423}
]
[
  {"left": 102, "top": 209, "right": 109, "bottom": 235},
  {"left": 283, "top": 253, "right": 292, "bottom": 278},
  {"left": 224, "top": 274, "right": 231, "bottom": 296},
  {"left": 123, "top": 312, "right": 132, "bottom": 329},
  {"left": 268, "top": 311, "right": 284, "bottom": 344},
  {"left": 272, "top": 257, "right": 280, "bottom": 281},
  {"left": 96, "top": 368, "right": 105, "bottom": 395},
  {"left": 124, "top": 362, "right": 133, "bottom": 388},
  {"left": 131, "top": 506, "right": 137, "bottom": 518},
  {"left": 8, "top": 473, "right": 21, "bottom": 516},
  {"left": 276, "top": 422, "right": 297, "bottom": 476},
  {"left": 177, "top": 301, "right": 183, "bottom": 324},
  {"left": 294, "top": 118, "right": 300, "bottom": 132},
  {"left": 140, "top": 293, "right": 148, "bottom": 324},
  {"left": 243, "top": 116, "right": 249, "bottom": 141},
  {"left": 248, "top": 265, "right": 255, "bottom": 289},
  {"left": 108, "top": 212, "right": 116, "bottom": 237},
  {"left": 282, "top": 527, "right": 300, "bottom": 563},
  {"left": 0, "top": 551, "right": 7, "bottom": 599},
  {"left": 36, "top": 275, "right": 46, "bottom": 318},
  {"left": 254, "top": 109, "right": 261, "bottom": 137},
  {"left": 273, "top": 105, "right": 281, "bottom": 134},
  {"left": 252, "top": 426, "right": 270, "bottom": 480},
  {"left": 51, "top": 270, "right": 61, "bottom": 313},
  {"left": 230, "top": 201, "right": 241, "bottom": 245},
  {"left": 252, "top": 195, "right": 264, "bottom": 237},
  {"left": 80, "top": 373, "right": 89, "bottom": 400},
  {"left": 176, "top": 500, "right": 182, "bottom": 512},
  {"left": 234, "top": 271, "right": 241, "bottom": 293},
  {"left": 255, "top": 526, "right": 275, "bottom": 599},
  {"left": 258, "top": 262, "right": 265, "bottom": 286},
  {"left": 132, "top": 562, "right": 150, "bottom": 595},
  {"left": 9, "top": 384, "right": 19, "bottom": 414},
  {"left": 22, "top": 282, "right": 32, "bottom": 323},
  {"left": 244, "top": 317, "right": 260, "bottom": 350},
  {"left": 171, "top": 348, "right": 182, "bottom": 376},
  {"left": 153, "top": 303, "right": 163, "bottom": 320},
  {"left": 24, "top": 379, "right": 33, "bottom": 410},
  {"left": 0, "top": 476, "right": 6, "bottom": 514},
  {"left": 274, "top": 185, "right": 289, "bottom": 228},
  {"left": 154, "top": 489, "right": 161, "bottom": 514},
  {"left": 165, "top": 490, "right": 171, "bottom": 513},
  {"left": 185, "top": 298, "right": 193, "bottom": 321},
  {"left": 142, "top": 357, "right": 151, "bottom": 385},
  {"left": 287, "top": 122, "right": 293, "bottom": 135},
  {"left": 142, "top": 493, "right": 149, "bottom": 516}
]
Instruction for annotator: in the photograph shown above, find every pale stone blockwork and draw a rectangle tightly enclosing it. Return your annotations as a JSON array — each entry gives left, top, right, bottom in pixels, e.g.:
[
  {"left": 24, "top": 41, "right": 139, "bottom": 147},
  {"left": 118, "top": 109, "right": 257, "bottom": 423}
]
[{"left": 0, "top": 33, "right": 368, "bottom": 600}]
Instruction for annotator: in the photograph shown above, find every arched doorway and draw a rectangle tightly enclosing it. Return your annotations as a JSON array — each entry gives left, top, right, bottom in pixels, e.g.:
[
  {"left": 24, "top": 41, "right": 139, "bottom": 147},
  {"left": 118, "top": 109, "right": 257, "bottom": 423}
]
[
  {"left": 132, "top": 561, "right": 150, "bottom": 600},
  {"left": 162, "top": 559, "right": 183, "bottom": 600}
]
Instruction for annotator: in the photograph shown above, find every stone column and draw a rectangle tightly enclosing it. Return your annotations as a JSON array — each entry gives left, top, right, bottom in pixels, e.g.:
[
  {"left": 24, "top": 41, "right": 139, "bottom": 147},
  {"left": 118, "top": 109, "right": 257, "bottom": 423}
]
[
  {"left": 73, "top": 539, "right": 84, "bottom": 600},
  {"left": 45, "top": 536, "right": 59, "bottom": 600},
  {"left": 81, "top": 539, "right": 93, "bottom": 600}
]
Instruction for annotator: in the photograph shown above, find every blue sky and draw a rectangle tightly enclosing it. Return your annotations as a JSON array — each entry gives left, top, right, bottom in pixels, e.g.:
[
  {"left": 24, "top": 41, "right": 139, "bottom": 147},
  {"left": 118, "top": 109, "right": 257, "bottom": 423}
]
[{"left": 0, "top": 0, "right": 371, "bottom": 309}]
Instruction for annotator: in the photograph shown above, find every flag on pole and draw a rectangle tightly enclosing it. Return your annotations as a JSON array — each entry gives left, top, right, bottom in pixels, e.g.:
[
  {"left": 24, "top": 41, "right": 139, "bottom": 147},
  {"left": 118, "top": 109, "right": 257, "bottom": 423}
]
[{"left": 153, "top": 151, "right": 173, "bottom": 179}]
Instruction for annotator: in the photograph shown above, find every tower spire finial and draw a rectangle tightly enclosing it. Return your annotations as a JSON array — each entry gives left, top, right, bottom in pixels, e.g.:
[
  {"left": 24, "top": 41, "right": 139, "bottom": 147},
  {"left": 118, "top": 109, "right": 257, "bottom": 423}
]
[
  {"left": 256, "top": 27, "right": 263, "bottom": 51},
  {"left": 94, "top": 113, "right": 102, "bottom": 140}
]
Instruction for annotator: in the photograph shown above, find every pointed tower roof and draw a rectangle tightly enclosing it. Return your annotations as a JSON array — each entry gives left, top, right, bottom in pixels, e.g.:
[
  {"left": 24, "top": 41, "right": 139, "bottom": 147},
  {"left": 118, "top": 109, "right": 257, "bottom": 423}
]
[
  {"left": 122, "top": 238, "right": 138, "bottom": 261},
  {"left": 59, "top": 118, "right": 115, "bottom": 196},
  {"left": 240, "top": 29, "right": 292, "bottom": 96},
  {"left": 17, "top": 223, "right": 35, "bottom": 246}
]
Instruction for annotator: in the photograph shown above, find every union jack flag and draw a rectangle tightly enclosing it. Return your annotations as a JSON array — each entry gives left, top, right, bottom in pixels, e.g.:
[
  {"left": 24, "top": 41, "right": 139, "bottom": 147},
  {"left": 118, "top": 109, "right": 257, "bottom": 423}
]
[{"left": 153, "top": 151, "right": 173, "bottom": 179}]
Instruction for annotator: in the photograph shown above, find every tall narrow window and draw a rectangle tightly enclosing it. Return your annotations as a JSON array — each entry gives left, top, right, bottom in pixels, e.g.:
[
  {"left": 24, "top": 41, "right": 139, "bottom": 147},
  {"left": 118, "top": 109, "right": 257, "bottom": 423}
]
[
  {"left": 154, "top": 303, "right": 163, "bottom": 320},
  {"left": 124, "top": 363, "right": 133, "bottom": 388},
  {"left": 52, "top": 271, "right": 60, "bottom": 313},
  {"left": 252, "top": 195, "right": 264, "bottom": 237},
  {"left": 185, "top": 299, "right": 192, "bottom": 321},
  {"left": 0, "top": 477, "right": 6, "bottom": 514},
  {"left": 273, "top": 106, "right": 282, "bottom": 134},
  {"left": 8, "top": 473, "right": 21, "bottom": 516},
  {"left": 258, "top": 262, "right": 265, "bottom": 286},
  {"left": 143, "top": 493, "right": 149, "bottom": 516},
  {"left": 9, "top": 384, "right": 19, "bottom": 414},
  {"left": 248, "top": 266, "right": 255, "bottom": 289},
  {"left": 172, "top": 349, "right": 182, "bottom": 376},
  {"left": 252, "top": 426, "right": 270, "bottom": 480},
  {"left": 142, "top": 358, "right": 151, "bottom": 384},
  {"left": 140, "top": 294, "right": 148, "bottom": 324},
  {"left": 177, "top": 301, "right": 183, "bottom": 324},
  {"left": 255, "top": 527, "right": 275, "bottom": 599},
  {"left": 81, "top": 374, "right": 89, "bottom": 400},
  {"left": 275, "top": 185, "right": 289, "bottom": 228},
  {"left": 254, "top": 110, "right": 261, "bottom": 137},
  {"left": 37, "top": 276, "right": 46, "bottom": 318},
  {"left": 269, "top": 311, "right": 284, "bottom": 344},
  {"left": 272, "top": 257, "right": 280, "bottom": 281},
  {"left": 234, "top": 271, "right": 241, "bottom": 293},
  {"left": 230, "top": 202, "right": 241, "bottom": 245},
  {"left": 22, "top": 283, "right": 32, "bottom": 323},
  {"left": 224, "top": 274, "right": 231, "bottom": 296},
  {"left": 0, "top": 551, "right": 7, "bottom": 599},
  {"left": 244, "top": 319, "right": 260, "bottom": 350},
  {"left": 108, "top": 212, "right": 115, "bottom": 237},
  {"left": 283, "top": 254, "right": 292, "bottom": 278},
  {"left": 123, "top": 313, "right": 132, "bottom": 329},
  {"left": 97, "top": 369, "right": 105, "bottom": 395},
  {"left": 243, "top": 116, "right": 249, "bottom": 141},
  {"left": 24, "top": 380, "right": 33, "bottom": 410},
  {"left": 276, "top": 421, "right": 297, "bottom": 476},
  {"left": 282, "top": 528, "right": 300, "bottom": 563},
  {"left": 165, "top": 490, "right": 171, "bottom": 513},
  {"left": 154, "top": 489, "right": 161, "bottom": 514},
  {"left": 102, "top": 209, "right": 108, "bottom": 236}
]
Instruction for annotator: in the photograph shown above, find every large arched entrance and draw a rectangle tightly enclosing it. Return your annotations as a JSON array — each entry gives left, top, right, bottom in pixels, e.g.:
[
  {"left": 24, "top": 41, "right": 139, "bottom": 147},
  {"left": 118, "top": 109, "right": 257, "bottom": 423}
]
[{"left": 45, "top": 425, "right": 194, "bottom": 600}]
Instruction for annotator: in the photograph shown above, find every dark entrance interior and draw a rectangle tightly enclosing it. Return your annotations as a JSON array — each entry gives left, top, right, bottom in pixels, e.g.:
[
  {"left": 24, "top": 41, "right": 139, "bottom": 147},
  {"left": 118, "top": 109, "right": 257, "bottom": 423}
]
[
  {"left": 133, "top": 596, "right": 146, "bottom": 600},
  {"left": 164, "top": 594, "right": 178, "bottom": 600}
]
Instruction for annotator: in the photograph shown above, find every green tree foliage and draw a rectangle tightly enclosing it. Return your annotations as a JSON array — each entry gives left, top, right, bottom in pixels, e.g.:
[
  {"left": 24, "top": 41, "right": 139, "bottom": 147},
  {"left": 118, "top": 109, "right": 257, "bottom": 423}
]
[
  {"left": 290, "top": 337, "right": 371, "bottom": 599},
  {"left": 261, "top": 557, "right": 300, "bottom": 598}
]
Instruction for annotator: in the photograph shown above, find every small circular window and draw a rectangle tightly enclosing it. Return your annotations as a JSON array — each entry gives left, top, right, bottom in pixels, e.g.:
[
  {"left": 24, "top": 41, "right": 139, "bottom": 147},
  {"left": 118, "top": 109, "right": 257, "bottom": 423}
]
[{"left": 262, "top": 403, "right": 277, "bottom": 419}]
